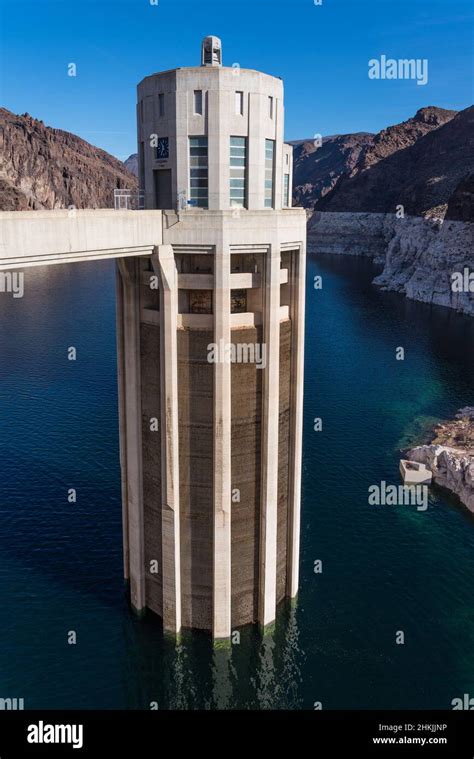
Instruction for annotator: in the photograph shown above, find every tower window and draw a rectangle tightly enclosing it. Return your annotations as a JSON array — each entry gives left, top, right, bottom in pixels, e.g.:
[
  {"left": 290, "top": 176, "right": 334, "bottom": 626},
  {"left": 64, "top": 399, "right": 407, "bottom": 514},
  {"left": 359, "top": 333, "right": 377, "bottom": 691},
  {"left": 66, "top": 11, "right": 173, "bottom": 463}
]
[
  {"left": 189, "top": 136, "right": 208, "bottom": 208},
  {"left": 194, "top": 90, "right": 203, "bottom": 115},
  {"left": 235, "top": 91, "right": 244, "bottom": 115},
  {"left": 269, "top": 96, "right": 274, "bottom": 119},
  {"left": 264, "top": 139, "right": 275, "bottom": 208},
  {"left": 139, "top": 141, "right": 145, "bottom": 189},
  {"left": 230, "top": 136, "right": 247, "bottom": 208},
  {"left": 283, "top": 173, "right": 290, "bottom": 208},
  {"left": 158, "top": 93, "right": 165, "bottom": 117}
]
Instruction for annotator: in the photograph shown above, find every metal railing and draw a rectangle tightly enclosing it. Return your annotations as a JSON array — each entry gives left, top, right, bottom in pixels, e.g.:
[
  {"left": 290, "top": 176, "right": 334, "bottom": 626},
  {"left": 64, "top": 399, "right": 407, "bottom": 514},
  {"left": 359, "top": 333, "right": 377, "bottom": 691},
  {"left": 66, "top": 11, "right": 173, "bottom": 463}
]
[{"left": 114, "top": 189, "right": 145, "bottom": 210}]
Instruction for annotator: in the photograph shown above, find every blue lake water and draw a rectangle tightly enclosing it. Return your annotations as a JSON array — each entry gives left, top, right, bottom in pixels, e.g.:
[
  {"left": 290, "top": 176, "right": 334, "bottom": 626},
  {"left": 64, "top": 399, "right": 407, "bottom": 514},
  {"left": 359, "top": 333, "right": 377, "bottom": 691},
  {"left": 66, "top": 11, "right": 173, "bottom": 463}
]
[{"left": 0, "top": 253, "right": 473, "bottom": 709}]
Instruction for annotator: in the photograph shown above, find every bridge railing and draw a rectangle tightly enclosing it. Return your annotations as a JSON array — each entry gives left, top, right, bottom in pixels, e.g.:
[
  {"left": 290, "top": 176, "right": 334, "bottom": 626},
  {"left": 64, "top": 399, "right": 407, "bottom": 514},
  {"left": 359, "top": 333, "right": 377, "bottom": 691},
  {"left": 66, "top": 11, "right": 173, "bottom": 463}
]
[{"left": 114, "top": 189, "right": 145, "bottom": 211}]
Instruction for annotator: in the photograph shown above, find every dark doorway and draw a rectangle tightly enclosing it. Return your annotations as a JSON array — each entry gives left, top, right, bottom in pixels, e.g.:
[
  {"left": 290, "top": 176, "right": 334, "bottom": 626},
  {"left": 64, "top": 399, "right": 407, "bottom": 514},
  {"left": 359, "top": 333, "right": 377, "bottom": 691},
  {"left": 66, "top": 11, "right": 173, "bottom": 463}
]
[{"left": 153, "top": 169, "right": 172, "bottom": 209}]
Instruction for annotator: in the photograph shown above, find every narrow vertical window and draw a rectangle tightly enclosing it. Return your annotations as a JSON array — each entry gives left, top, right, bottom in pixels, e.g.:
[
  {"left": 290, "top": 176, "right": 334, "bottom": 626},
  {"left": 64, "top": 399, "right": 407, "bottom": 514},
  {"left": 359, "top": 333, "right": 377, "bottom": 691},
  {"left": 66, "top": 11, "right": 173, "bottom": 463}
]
[
  {"left": 283, "top": 174, "right": 290, "bottom": 207},
  {"left": 139, "top": 141, "right": 145, "bottom": 189},
  {"left": 158, "top": 93, "right": 165, "bottom": 117},
  {"left": 235, "top": 91, "right": 244, "bottom": 115},
  {"left": 194, "top": 90, "right": 203, "bottom": 115},
  {"left": 264, "top": 139, "right": 275, "bottom": 208},
  {"left": 269, "top": 96, "right": 274, "bottom": 119},
  {"left": 189, "top": 136, "right": 208, "bottom": 208},
  {"left": 230, "top": 136, "right": 247, "bottom": 208}
]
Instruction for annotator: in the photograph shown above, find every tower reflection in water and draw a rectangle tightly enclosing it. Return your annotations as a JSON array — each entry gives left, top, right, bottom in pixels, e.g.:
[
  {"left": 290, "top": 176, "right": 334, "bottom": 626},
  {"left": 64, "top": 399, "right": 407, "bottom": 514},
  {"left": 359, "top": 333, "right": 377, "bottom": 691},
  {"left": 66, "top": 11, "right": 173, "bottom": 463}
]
[{"left": 120, "top": 600, "right": 304, "bottom": 709}]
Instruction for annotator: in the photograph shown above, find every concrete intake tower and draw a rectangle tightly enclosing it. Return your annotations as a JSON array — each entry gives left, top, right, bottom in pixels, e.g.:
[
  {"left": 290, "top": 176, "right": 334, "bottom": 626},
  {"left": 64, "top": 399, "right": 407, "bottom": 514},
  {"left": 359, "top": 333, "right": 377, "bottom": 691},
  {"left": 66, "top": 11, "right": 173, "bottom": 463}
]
[{"left": 115, "top": 36, "right": 306, "bottom": 640}]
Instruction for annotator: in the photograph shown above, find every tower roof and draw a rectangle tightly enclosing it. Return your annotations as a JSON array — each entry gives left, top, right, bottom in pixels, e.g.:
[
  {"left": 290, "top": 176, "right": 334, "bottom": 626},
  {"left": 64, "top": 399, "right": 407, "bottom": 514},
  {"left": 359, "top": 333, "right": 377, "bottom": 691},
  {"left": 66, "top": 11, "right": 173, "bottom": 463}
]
[{"left": 201, "top": 36, "right": 222, "bottom": 67}]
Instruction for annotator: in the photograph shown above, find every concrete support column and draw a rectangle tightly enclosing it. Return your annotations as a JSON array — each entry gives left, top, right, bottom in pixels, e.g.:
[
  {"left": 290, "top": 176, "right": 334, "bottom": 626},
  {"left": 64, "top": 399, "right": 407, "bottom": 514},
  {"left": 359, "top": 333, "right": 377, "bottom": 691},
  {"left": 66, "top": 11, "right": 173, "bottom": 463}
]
[
  {"left": 153, "top": 245, "right": 182, "bottom": 636},
  {"left": 117, "top": 258, "right": 145, "bottom": 611},
  {"left": 287, "top": 245, "right": 306, "bottom": 598},
  {"left": 213, "top": 242, "right": 232, "bottom": 640},
  {"left": 258, "top": 243, "right": 281, "bottom": 629},
  {"left": 115, "top": 264, "right": 129, "bottom": 580}
]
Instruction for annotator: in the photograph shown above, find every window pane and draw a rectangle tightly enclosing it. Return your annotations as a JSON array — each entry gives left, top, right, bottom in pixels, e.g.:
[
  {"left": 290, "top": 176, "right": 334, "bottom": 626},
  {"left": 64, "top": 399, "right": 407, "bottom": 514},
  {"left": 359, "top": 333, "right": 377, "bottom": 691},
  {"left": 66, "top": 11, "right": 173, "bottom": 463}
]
[
  {"left": 194, "top": 90, "right": 203, "bottom": 115},
  {"left": 190, "top": 137, "right": 208, "bottom": 147},
  {"left": 264, "top": 139, "right": 275, "bottom": 208},
  {"left": 283, "top": 174, "right": 290, "bottom": 207},
  {"left": 229, "top": 136, "right": 247, "bottom": 208},
  {"left": 189, "top": 136, "right": 208, "bottom": 207},
  {"left": 235, "top": 91, "right": 244, "bottom": 115}
]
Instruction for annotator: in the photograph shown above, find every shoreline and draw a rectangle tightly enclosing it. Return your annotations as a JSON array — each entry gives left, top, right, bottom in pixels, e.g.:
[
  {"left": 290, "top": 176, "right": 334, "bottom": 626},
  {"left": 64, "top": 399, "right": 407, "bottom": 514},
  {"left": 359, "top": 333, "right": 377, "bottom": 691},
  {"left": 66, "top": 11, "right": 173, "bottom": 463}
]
[
  {"left": 308, "top": 211, "right": 474, "bottom": 316},
  {"left": 406, "top": 408, "right": 474, "bottom": 513}
]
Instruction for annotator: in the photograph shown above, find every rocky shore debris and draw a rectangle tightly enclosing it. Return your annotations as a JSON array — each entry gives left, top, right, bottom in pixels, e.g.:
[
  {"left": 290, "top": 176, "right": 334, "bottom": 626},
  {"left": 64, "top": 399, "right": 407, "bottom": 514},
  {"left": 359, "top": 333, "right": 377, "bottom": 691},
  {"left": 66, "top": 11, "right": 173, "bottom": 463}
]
[{"left": 406, "top": 408, "right": 474, "bottom": 512}]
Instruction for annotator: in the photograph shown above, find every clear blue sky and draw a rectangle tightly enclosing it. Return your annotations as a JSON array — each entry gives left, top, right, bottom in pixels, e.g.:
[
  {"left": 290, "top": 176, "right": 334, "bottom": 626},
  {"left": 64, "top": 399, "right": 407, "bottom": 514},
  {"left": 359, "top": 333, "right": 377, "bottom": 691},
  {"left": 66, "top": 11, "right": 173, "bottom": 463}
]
[{"left": 0, "top": 0, "right": 472, "bottom": 160}]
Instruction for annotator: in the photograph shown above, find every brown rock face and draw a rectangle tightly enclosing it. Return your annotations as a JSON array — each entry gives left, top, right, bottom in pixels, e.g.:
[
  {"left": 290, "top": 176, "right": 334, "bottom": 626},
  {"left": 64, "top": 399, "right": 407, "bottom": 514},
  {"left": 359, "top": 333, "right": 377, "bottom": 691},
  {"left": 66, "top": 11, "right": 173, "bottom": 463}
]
[
  {"left": 446, "top": 172, "right": 474, "bottom": 222},
  {"left": 292, "top": 132, "right": 375, "bottom": 208},
  {"left": 124, "top": 153, "right": 139, "bottom": 177},
  {"left": 293, "top": 106, "right": 474, "bottom": 218},
  {"left": 0, "top": 108, "right": 137, "bottom": 211},
  {"left": 356, "top": 105, "right": 457, "bottom": 172},
  {"left": 314, "top": 106, "right": 474, "bottom": 217},
  {"left": 294, "top": 108, "right": 455, "bottom": 211}
]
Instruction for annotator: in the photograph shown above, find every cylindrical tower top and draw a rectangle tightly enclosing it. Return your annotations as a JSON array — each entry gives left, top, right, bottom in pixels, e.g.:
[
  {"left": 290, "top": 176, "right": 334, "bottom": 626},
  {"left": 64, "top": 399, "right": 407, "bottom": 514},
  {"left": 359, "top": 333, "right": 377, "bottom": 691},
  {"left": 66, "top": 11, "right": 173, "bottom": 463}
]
[
  {"left": 137, "top": 37, "right": 294, "bottom": 212},
  {"left": 201, "top": 36, "right": 222, "bottom": 67}
]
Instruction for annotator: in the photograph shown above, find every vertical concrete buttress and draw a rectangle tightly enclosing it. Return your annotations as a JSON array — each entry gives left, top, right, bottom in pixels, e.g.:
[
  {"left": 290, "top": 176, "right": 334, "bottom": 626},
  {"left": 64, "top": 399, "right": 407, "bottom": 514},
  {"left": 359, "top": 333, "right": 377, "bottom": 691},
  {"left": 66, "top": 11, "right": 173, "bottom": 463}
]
[
  {"left": 117, "top": 258, "right": 145, "bottom": 611},
  {"left": 115, "top": 265, "right": 130, "bottom": 580},
  {"left": 213, "top": 241, "right": 232, "bottom": 640},
  {"left": 258, "top": 243, "right": 281, "bottom": 628},
  {"left": 287, "top": 246, "right": 306, "bottom": 597},
  {"left": 153, "top": 245, "right": 182, "bottom": 635}
]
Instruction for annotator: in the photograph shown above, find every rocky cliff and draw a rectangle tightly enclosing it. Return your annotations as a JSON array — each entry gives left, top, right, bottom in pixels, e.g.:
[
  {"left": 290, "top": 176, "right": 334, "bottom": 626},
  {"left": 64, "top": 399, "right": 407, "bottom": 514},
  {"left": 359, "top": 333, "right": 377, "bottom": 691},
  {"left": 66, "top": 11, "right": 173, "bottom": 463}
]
[
  {"left": 315, "top": 106, "right": 473, "bottom": 218},
  {"left": 303, "top": 105, "right": 474, "bottom": 315},
  {"left": 295, "top": 106, "right": 462, "bottom": 215},
  {"left": 407, "top": 409, "right": 474, "bottom": 513},
  {"left": 0, "top": 108, "right": 137, "bottom": 211},
  {"left": 373, "top": 216, "right": 474, "bottom": 314},
  {"left": 309, "top": 211, "right": 474, "bottom": 315},
  {"left": 308, "top": 211, "right": 392, "bottom": 261},
  {"left": 292, "top": 132, "right": 374, "bottom": 208},
  {"left": 446, "top": 172, "right": 474, "bottom": 222},
  {"left": 124, "top": 153, "right": 139, "bottom": 177}
]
